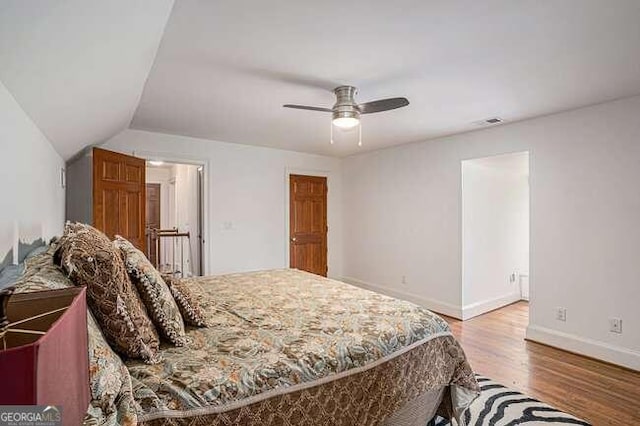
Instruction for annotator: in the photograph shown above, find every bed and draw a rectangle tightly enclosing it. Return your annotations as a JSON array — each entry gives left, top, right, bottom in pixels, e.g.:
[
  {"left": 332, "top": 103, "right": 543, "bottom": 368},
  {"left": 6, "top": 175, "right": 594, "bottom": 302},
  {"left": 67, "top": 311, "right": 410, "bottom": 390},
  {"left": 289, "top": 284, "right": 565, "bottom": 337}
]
[{"left": 9, "top": 245, "right": 479, "bottom": 426}]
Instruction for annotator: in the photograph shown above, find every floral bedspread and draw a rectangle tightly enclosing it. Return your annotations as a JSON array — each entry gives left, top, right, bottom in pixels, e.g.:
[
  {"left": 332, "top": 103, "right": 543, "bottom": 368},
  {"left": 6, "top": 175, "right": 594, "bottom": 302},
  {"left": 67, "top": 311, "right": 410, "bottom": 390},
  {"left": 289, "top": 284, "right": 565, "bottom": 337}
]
[
  {"left": 126, "top": 269, "right": 478, "bottom": 423},
  {"left": 11, "top": 249, "right": 478, "bottom": 425}
]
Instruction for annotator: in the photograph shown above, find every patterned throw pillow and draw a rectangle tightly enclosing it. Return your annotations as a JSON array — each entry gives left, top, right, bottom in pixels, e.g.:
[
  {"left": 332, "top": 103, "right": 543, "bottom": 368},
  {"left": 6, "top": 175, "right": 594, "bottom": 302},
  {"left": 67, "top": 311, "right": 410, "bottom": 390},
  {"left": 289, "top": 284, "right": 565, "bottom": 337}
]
[
  {"left": 55, "top": 222, "right": 161, "bottom": 364},
  {"left": 114, "top": 236, "right": 187, "bottom": 346},
  {"left": 13, "top": 245, "right": 138, "bottom": 424},
  {"left": 163, "top": 274, "right": 208, "bottom": 327}
]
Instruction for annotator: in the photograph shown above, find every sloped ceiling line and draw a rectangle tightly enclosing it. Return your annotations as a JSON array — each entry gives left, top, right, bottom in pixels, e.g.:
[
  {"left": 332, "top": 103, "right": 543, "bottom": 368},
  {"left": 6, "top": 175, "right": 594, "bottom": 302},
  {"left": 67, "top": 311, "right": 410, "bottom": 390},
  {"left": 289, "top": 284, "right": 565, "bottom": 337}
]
[
  {"left": 2, "top": 1, "right": 640, "bottom": 159},
  {"left": 0, "top": 0, "right": 175, "bottom": 160}
]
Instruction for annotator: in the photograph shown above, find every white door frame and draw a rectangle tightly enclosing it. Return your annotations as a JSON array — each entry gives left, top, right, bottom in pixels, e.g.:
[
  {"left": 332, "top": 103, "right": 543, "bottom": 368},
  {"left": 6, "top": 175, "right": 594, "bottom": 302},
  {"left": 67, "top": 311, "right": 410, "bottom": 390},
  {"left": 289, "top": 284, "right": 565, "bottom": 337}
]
[{"left": 133, "top": 150, "right": 212, "bottom": 276}]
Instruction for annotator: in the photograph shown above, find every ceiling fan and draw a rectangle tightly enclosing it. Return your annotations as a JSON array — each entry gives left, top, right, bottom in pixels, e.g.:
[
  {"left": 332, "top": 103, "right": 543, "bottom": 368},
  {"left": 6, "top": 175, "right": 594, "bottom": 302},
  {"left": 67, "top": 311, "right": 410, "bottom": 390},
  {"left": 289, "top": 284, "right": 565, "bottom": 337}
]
[{"left": 283, "top": 86, "right": 409, "bottom": 146}]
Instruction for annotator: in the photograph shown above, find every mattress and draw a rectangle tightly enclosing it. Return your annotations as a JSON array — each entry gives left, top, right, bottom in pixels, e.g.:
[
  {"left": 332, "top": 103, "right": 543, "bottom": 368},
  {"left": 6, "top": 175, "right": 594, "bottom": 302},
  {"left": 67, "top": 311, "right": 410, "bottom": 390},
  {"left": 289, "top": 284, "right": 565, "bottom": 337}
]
[{"left": 123, "top": 269, "right": 479, "bottom": 425}]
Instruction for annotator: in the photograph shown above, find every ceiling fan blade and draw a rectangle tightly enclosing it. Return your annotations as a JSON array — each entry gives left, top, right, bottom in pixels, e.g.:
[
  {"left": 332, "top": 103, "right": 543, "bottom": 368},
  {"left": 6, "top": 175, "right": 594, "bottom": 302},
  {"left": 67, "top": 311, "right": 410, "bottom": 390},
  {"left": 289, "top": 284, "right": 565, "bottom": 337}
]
[
  {"left": 359, "top": 97, "right": 409, "bottom": 114},
  {"left": 283, "top": 104, "right": 333, "bottom": 112}
]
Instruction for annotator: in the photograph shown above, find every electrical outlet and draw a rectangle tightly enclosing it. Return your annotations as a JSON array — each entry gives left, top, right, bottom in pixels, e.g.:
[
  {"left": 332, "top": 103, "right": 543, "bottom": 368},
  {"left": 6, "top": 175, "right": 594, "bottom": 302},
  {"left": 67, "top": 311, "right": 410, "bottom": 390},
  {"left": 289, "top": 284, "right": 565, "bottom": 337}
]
[
  {"left": 556, "top": 307, "right": 567, "bottom": 322},
  {"left": 609, "top": 318, "right": 622, "bottom": 334},
  {"left": 401, "top": 275, "right": 407, "bottom": 285}
]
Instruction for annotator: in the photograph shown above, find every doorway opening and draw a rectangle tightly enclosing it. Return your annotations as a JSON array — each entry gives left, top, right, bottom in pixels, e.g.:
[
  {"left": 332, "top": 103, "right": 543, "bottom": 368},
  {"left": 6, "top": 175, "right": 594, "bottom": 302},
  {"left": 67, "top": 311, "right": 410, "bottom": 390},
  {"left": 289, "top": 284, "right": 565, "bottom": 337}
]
[
  {"left": 461, "top": 151, "right": 529, "bottom": 320},
  {"left": 145, "top": 161, "right": 204, "bottom": 277}
]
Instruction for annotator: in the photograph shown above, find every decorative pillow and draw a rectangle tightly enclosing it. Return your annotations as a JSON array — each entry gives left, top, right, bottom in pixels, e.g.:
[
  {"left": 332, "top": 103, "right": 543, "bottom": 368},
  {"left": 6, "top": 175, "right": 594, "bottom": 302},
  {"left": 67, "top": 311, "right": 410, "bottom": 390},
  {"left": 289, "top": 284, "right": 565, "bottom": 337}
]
[
  {"left": 55, "top": 222, "right": 161, "bottom": 363},
  {"left": 162, "top": 274, "right": 208, "bottom": 327},
  {"left": 13, "top": 245, "right": 139, "bottom": 425},
  {"left": 114, "top": 236, "right": 187, "bottom": 346}
]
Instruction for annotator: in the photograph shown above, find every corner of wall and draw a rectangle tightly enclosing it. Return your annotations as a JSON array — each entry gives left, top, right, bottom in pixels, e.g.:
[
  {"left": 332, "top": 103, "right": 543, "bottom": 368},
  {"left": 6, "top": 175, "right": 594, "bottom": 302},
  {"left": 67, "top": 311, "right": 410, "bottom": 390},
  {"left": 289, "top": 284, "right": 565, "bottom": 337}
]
[
  {"left": 461, "top": 292, "right": 523, "bottom": 320},
  {"left": 341, "top": 276, "right": 463, "bottom": 319}
]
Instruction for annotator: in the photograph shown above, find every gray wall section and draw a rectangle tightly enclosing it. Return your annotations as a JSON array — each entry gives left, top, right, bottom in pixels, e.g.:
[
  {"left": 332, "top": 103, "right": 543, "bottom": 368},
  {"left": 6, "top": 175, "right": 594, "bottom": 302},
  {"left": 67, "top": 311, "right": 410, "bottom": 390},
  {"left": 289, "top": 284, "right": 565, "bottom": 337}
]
[
  {"left": 1, "top": 238, "right": 46, "bottom": 271},
  {"left": 17, "top": 238, "right": 44, "bottom": 263},
  {"left": 65, "top": 148, "right": 93, "bottom": 224},
  {"left": 0, "top": 249, "right": 13, "bottom": 271}
]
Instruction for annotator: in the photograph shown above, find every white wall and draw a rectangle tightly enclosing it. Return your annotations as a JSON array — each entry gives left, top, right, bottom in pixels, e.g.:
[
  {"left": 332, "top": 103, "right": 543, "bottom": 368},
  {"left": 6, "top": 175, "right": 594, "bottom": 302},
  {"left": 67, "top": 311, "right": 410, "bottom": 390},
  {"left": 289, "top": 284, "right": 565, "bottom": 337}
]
[
  {"left": 342, "top": 95, "right": 640, "bottom": 370},
  {"left": 104, "top": 129, "right": 343, "bottom": 278},
  {"left": 462, "top": 153, "right": 529, "bottom": 319},
  {"left": 0, "top": 80, "right": 65, "bottom": 263}
]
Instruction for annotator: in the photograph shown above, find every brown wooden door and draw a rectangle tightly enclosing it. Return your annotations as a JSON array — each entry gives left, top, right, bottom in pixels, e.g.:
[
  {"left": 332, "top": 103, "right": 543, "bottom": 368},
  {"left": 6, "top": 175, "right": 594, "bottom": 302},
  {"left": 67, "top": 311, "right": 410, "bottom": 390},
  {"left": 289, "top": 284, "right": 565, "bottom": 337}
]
[
  {"left": 145, "top": 183, "right": 161, "bottom": 265},
  {"left": 93, "top": 148, "right": 146, "bottom": 251},
  {"left": 289, "top": 174, "right": 327, "bottom": 276}
]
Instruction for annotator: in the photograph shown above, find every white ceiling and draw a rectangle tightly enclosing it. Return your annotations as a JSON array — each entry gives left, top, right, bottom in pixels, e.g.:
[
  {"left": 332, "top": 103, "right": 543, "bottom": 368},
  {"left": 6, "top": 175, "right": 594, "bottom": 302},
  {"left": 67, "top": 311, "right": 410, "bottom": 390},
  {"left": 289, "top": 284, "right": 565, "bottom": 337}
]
[
  {"left": 2, "top": 1, "right": 640, "bottom": 159},
  {"left": 0, "top": 0, "right": 174, "bottom": 159},
  {"left": 132, "top": 0, "right": 640, "bottom": 157}
]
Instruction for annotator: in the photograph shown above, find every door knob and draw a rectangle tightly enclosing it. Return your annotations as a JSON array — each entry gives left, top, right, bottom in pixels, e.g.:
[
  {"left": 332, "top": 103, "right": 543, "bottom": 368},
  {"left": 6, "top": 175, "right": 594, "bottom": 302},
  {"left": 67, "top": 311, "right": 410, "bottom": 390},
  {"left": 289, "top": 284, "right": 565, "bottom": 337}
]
[{"left": 291, "top": 237, "right": 297, "bottom": 242}]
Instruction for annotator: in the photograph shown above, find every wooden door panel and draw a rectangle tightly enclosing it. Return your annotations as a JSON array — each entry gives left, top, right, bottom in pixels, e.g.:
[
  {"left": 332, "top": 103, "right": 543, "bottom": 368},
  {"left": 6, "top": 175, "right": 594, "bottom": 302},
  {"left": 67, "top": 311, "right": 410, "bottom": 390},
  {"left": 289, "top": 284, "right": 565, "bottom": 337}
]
[
  {"left": 292, "top": 202, "right": 309, "bottom": 234},
  {"left": 311, "top": 181, "right": 325, "bottom": 196},
  {"left": 120, "top": 189, "right": 143, "bottom": 242},
  {"left": 145, "top": 184, "right": 161, "bottom": 228},
  {"left": 93, "top": 148, "right": 146, "bottom": 252},
  {"left": 125, "top": 164, "right": 143, "bottom": 183},
  {"left": 289, "top": 175, "right": 327, "bottom": 276},
  {"left": 96, "top": 188, "right": 120, "bottom": 238},
  {"left": 101, "top": 160, "right": 121, "bottom": 181},
  {"left": 291, "top": 242, "right": 325, "bottom": 276},
  {"left": 310, "top": 200, "right": 324, "bottom": 233},
  {"left": 292, "top": 201, "right": 324, "bottom": 234}
]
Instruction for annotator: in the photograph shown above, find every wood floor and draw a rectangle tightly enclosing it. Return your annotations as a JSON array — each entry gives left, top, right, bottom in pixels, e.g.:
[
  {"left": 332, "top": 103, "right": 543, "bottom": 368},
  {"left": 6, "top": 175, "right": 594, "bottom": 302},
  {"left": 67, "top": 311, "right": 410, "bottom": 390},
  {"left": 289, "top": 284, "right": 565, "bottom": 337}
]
[{"left": 443, "top": 302, "right": 640, "bottom": 425}]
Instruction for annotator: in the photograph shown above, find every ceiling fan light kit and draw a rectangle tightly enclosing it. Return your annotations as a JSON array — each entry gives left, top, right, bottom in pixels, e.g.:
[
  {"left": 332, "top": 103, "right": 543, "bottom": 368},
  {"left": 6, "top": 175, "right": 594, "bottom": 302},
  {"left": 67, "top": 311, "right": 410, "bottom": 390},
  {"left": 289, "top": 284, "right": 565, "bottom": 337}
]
[
  {"left": 283, "top": 85, "right": 409, "bottom": 147},
  {"left": 332, "top": 115, "right": 360, "bottom": 129}
]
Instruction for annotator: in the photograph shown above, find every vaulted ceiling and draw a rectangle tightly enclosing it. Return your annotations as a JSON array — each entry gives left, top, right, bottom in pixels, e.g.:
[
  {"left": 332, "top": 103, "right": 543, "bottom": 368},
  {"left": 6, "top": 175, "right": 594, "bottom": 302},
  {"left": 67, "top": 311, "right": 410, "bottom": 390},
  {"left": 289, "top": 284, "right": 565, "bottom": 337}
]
[
  {"left": 2, "top": 0, "right": 640, "bottom": 160},
  {"left": 0, "top": 0, "right": 174, "bottom": 159}
]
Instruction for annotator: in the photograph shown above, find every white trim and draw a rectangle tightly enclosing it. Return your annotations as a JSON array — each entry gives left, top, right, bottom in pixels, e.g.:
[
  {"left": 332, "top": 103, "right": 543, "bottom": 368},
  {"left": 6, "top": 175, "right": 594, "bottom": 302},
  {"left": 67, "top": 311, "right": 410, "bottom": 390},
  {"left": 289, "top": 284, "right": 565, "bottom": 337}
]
[
  {"left": 526, "top": 324, "right": 640, "bottom": 372},
  {"left": 461, "top": 292, "right": 522, "bottom": 320},
  {"left": 139, "top": 330, "right": 454, "bottom": 421},
  {"left": 131, "top": 149, "right": 212, "bottom": 276},
  {"left": 132, "top": 150, "right": 207, "bottom": 167},
  {"left": 519, "top": 274, "right": 529, "bottom": 301},
  {"left": 341, "top": 276, "right": 463, "bottom": 319},
  {"left": 284, "top": 167, "right": 332, "bottom": 275}
]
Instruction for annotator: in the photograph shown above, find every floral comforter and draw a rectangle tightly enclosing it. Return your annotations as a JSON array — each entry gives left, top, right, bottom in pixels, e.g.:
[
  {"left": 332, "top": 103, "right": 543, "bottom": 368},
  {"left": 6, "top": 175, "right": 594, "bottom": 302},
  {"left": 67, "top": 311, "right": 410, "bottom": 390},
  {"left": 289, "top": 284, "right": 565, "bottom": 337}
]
[
  {"left": 126, "top": 269, "right": 479, "bottom": 425},
  {"left": 12, "top": 248, "right": 478, "bottom": 425}
]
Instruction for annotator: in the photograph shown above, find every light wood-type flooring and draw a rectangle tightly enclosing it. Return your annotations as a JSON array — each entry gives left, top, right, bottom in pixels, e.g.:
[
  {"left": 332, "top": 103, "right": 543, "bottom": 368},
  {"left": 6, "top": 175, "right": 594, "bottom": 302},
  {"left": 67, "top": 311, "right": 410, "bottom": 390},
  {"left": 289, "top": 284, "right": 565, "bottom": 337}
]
[{"left": 443, "top": 302, "right": 640, "bottom": 425}]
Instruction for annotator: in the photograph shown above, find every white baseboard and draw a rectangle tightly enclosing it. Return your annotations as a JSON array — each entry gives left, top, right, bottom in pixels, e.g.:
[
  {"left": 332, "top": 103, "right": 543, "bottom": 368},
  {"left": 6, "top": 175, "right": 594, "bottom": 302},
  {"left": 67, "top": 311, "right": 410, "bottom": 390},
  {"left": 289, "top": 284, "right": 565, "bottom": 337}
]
[
  {"left": 461, "top": 292, "right": 523, "bottom": 320},
  {"left": 526, "top": 325, "right": 640, "bottom": 372},
  {"left": 341, "top": 276, "right": 463, "bottom": 319}
]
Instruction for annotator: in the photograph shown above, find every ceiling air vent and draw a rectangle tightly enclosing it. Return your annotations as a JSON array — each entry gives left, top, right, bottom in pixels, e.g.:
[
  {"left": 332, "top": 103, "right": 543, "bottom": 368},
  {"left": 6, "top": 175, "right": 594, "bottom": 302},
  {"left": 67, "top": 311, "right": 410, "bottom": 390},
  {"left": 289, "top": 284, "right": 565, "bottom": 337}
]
[{"left": 472, "top": 117, "right": 504, "bottom": 126}]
